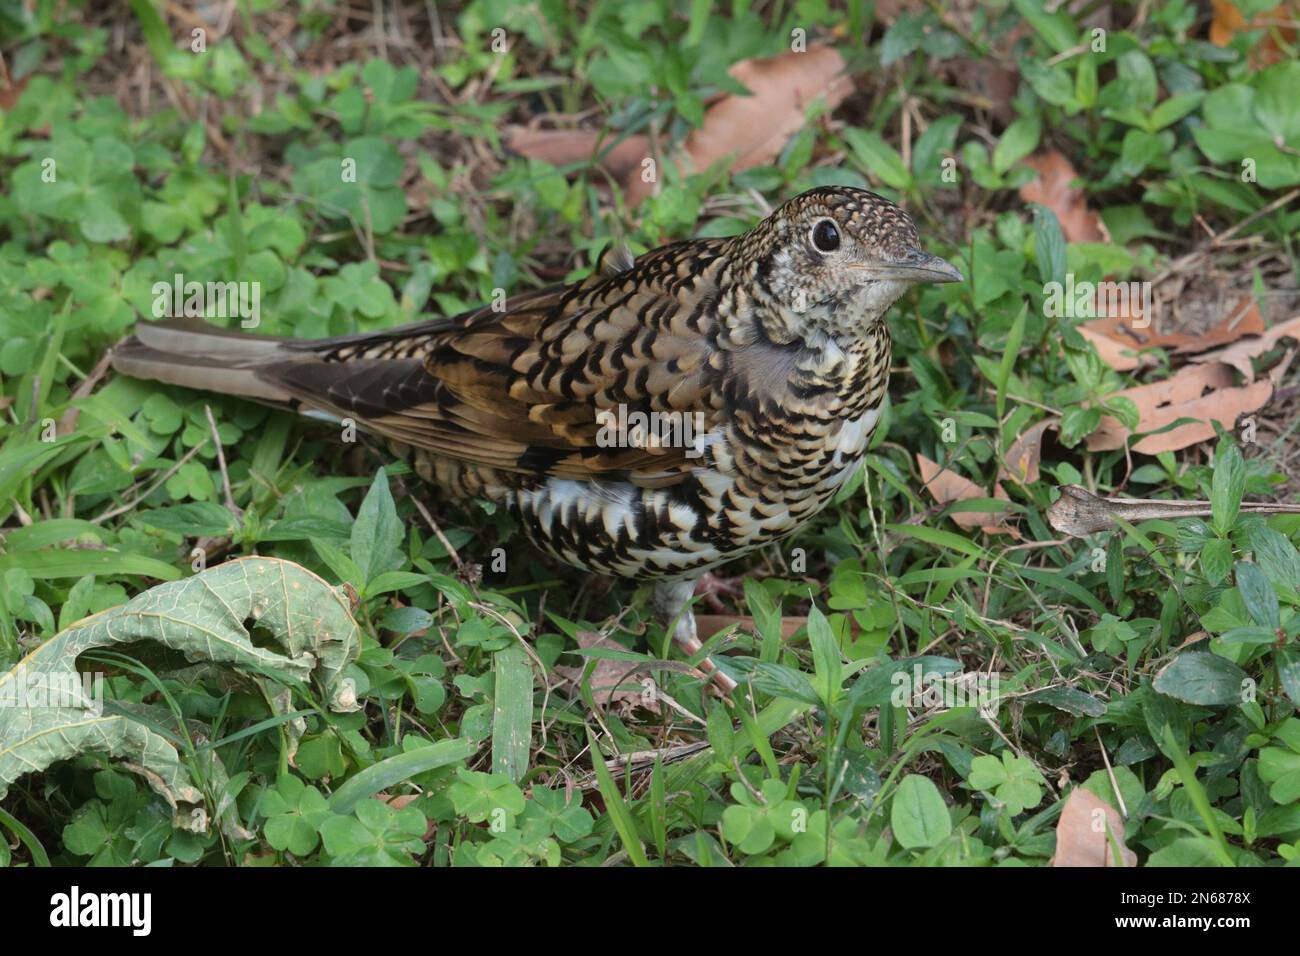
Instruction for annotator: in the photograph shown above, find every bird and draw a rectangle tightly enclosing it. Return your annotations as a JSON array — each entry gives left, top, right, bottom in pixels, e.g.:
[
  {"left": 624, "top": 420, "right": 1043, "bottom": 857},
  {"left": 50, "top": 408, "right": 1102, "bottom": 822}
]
[{"left": 112, "top": 186, "right": 961, "bottom": 691}]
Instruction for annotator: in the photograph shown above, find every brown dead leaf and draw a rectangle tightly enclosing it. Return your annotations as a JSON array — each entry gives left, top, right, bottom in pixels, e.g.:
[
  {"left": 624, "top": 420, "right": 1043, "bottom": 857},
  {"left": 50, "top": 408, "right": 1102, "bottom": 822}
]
[
  {"left": 510, "top": 47, "right": 850, "bottom": 207},
  {"left": 1190, "top": 313, "right": 1300, "bottom": 382},
  {"left": 1051, "top": 787, "right": 1137, "bottom": 867},
  {"left": 917, "top": 453, "right": 1015, "bottom": 534},
  {"left": 554, "top": 631, "right": 659, "bottom": 714},
  {"left": 999, "top": 418, "right": 1057, "bottom": 488},
  {"left": 1211, "top": 0, "right": 1297, "bottom": 66},
  {"left": 1020, "top": 152, "right": 1106, "bottom": 244},
  {"left": 1211, "top": 0, "right": 1248, "bottom": 44},
  {"left": 627, "top": 45, "right": 851, "bottom": 205},
  {"left": 505, "top": 127, "right": 650, "bottom": 185},
  {"left": 0, "top": 73, "right": 28, "bottom": 112},
  {"left": 1081, "top": 299, "right": 1266, "bottom": 371},
  {"left": 1087, "top": 362, "right": 1274, "bottom": 454},
  {"left": 1078, "top": 325, "right": 1155, "bottom": 372}
]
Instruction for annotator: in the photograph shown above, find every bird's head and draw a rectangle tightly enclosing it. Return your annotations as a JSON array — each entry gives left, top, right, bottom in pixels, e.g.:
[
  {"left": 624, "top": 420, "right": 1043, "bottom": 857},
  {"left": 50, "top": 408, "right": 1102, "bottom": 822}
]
[{"left": 731, "top": 186, "right": 961, "bottom": 343}]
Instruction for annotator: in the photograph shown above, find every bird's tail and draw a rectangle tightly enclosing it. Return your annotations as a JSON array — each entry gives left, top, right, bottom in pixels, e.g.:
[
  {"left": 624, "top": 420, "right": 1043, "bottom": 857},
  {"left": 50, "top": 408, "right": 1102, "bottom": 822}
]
[{"left": 111, "top": 318, "right": 301, "bottom": 404}]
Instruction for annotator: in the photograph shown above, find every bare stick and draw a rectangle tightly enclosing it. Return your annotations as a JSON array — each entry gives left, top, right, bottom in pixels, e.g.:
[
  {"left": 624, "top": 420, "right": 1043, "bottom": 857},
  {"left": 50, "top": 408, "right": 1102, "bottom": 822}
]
[
  {"left": 205, "top": 404, "right": 242, "bottom": 519},
  {"left": 1048, "top": 484, "right": 1300, "bottom": 537}
]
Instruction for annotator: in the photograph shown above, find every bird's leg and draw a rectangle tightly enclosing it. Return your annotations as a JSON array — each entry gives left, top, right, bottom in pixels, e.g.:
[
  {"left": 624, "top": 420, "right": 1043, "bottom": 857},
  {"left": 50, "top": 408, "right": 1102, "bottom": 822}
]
[
  {"left": 653, "top": 578, "right": 738, "bottom": 693},
  {"left": 693, "top": 570, "right": 746, "bottom": 613}
]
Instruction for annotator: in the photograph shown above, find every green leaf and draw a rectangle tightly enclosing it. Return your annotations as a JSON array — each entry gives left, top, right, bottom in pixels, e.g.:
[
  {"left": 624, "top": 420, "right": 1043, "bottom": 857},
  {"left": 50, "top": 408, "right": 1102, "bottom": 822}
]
[
  {"left": 732, "top": 660, "right": 822, "bottom": 705},
  {"left": 0, "top": 558, "right": 360, "bottom": 818},
  {"left": 1075, "top": 56, "right": 1098, "bottom": 109},
  {"left": 1153, "top": 651, "right": 1248, "bottom": 706},
  {"left": 1201, "top": 537, "right": 1233, "bottom": 586},
  {"left": 1248, "top": 525, "right": 1300, "bottom": 590},
  {"left": 879, "top": 12, "right": 926, "bottom": 66},
  {"left": 491, "top": 645, "right": 533, "bottom": 784},
  {"left": 891, "top": 774, "right": 952, "bottom": 849},
  {"left": 707, "top": 703, "right": 735, "bottom": 764},
  {"left": 1235, "top": 561, "right": 1280, "bottom": 631},
  {"left": 1150, "top": 91, "right": 1204, "bottom": 131},
  {"left": 744, "top": 578, "right": 782, "bottom": 664},
  {"left": 1253, "top": 60, "right": 1300, "bottom": 143},
  {"left": 0, "top": 548, "right": 183, "bottom": 582},
  {"left": 1031, "top": 203, "right": 1067, "bottom": 285},
  {"left": 1025, "top": 685, "right": 1105, "bottom": 717},
  {"left": 1277, "top": 648, "right": 1300, "bottom": 707},
  {"left": 293, "top": 137, "right": 409, "bottom": 234},
  {"left": 1114, "top": 50, "right": 1158, "bottom": 111},
  {"left": 1105, "top": 533, "right": 1125, "bottom": 603},
  {"left": 843, "top": 128, "right": 911, "bottom": 191},
  {"left": 328, "top": 738, "right": 477, "bottom": 814},
  {"left": 1118, "top": 128, "right": 1164, "bottom": 177},
  {"left": 1211, "top": 445, "right": 1245, "bottom": 535},
  {"left": 805, "top": 606, "right": 843, "bottom": 706},
  {"left": 992, "top": 116, "right": 1041, "bottom": 176},
  {"left": 362, "top": 570, "right": 428, "bottom": 598},
  {"left": 968, "top": 752, "right": 1044, "bottom": 815},
  {"left": 135, "top": 502, "right": 238, "bottom": 538},
  {"left": 1012, "top": 0, "right": 1078, "bottom": 54},
  {"left": 351, "top": 469, "right": 404, "bottom": 584}
]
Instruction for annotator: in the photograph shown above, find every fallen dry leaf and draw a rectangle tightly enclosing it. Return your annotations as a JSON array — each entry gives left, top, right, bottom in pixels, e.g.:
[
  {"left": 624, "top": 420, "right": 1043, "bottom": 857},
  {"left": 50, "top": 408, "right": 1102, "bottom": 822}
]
[
  {"left": 0, "top": 73, "right": 28, "bottom": 113},
  {"left": 1211, "top": 0, "right": 1248, "bottom": 43},
  {"left": 509, "top": 45, "right": 851, "bottom": 207},
  {"left": 1210, "top": 0, "right": 1297, "bottom": 66},
  {"left": 1020, "top": 151, "right": 1106, "bottom": 244},
  {"left": 505, "top": 127, "right": 649, "bottom": 184},
  {"left": 1190, "top": 313, "right": 1300, "bottom": 382},
  {"left": 917, "top": 453, "right": 1015, "bottom": 534},
  {"left": 999, "top": 418, "right": 1057, "bottom": 488},
  {"left": 1087, "top": 362, "right": 1274, "bottom": 454},
  {"left": 627, "top": 45, "right": 851, "bottom": 205},
  {"left": 1080, "top": 300, "right": 1265, "bottom": 371},
  {"left": 1051, "top": 787, "right": 1137, "bottom": 867},
  {"left": 554, "top": 631, "right": 660, "bottom": 714}
]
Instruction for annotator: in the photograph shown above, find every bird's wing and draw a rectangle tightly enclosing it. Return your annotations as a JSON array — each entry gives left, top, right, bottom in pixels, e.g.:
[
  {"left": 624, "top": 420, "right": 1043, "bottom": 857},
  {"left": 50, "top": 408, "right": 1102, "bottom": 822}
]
[{"left": 260, "top": 243, "right": 731, "bottom": 485}]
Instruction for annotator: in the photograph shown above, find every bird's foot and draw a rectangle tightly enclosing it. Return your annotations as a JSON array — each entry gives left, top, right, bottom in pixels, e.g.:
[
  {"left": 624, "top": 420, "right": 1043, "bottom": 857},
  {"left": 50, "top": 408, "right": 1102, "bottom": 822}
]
[
  {"left": 692, "top": 571, "right": 746, "bottom": 614},
  {"left": 652, "top": 579, "right": 737, "bottom": 693}
]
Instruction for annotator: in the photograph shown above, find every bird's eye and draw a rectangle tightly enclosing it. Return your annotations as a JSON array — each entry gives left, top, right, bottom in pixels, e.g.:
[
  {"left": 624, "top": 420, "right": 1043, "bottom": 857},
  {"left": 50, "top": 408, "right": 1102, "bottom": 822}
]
[{"left": 811, "top": 219, "right": 841, "bottom": 253}]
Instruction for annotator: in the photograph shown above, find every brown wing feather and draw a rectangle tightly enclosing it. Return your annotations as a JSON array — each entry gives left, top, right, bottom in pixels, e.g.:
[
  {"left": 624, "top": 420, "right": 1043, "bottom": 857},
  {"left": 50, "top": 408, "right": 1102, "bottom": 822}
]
[{"left": 256, "top": 244, "right": 729, "bottom": 484}]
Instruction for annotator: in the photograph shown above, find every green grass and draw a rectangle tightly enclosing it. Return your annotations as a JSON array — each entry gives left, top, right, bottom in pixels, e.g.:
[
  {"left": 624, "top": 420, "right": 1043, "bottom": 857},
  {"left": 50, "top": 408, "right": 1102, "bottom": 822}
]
[{"left": 0, "top": 0, "right": 1298, "bottom": 867}]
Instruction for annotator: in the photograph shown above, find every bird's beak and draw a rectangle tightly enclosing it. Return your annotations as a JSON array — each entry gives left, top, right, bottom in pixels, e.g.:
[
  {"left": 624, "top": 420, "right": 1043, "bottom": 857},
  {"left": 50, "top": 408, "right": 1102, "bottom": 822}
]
[{"left": 853, "top": 249, "right": 963, "bottom": 284}]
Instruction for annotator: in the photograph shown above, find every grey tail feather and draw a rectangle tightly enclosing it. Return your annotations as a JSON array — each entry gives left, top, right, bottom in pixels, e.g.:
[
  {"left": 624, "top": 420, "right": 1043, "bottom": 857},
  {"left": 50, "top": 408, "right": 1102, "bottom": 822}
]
[{"left": 112, "top": 318, "right": 302, "bottom": 404}]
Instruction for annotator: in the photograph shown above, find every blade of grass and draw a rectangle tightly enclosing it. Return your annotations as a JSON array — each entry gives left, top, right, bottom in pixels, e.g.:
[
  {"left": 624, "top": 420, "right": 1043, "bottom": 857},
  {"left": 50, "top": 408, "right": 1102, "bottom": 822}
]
[
  {"left": 1160, "top": 725, "right": 1234, "bottom": 866},
  {"left": 328, "top": 738, "right": 477, "bottom": 814},
  {"left": 588, "top": 729, "right": 648, "bottom": 867},
  {"left": 491, "top": 644, "right": 533, "bottom": 783}
]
